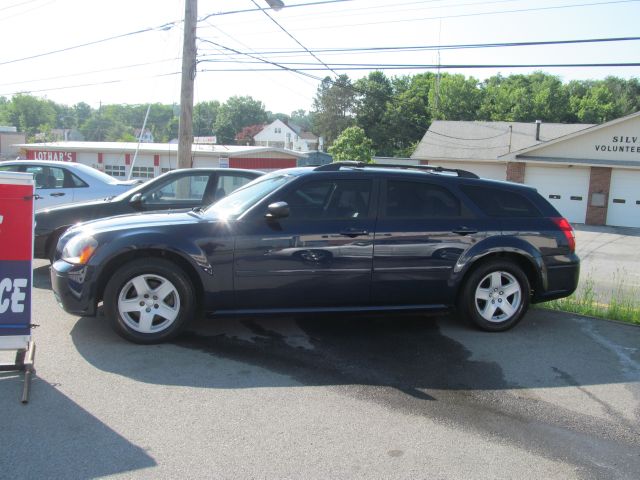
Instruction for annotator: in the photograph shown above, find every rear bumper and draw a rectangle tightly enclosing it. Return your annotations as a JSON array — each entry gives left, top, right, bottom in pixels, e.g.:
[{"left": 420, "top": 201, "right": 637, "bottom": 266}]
[
  {"left": 533, "top": 254, "right": 580, "bottom": 303},
  {"left": 50, "top": 260, "right": 98, "bottom": 317}
]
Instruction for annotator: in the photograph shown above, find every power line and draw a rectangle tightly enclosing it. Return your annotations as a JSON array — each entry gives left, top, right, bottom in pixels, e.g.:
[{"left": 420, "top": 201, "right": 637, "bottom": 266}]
[
  {"left": 198, "top": 62, "right": 640, "bottom": 72},
  {"left": 0, "top": 58, "right": 180, "bottom": 88},
  {"left": 0, "top": 0, "right": 41, "bottom": 13},
  {"left": 0, "top": 72, "right": 180, "bottom": 97},
  {"left": 196, "top": 36, "right": 640, "bottom": 58},
  {"left": 0, "top": 21, "right": 179, "bottom": 67},
  {"left": 268, "top": 0, "right": 640, "bottom": 33},
  {"left": 197, "top": 37, "right": 324, "bottom": 82},
  {"left": 249, "top": 0, "right": 341, "bottom": 77},
  {"left": 198, "top": 0, "right": 352, "bottom": 22}
]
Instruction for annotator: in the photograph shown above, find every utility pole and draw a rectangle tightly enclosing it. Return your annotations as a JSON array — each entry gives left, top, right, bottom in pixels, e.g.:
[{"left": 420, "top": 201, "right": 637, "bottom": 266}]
[
  {"left": 177, "top": 0, "right": 197, "bottom": 169},
  {"left": 177, "top": 0, "right": 282, "bottom": 172}
]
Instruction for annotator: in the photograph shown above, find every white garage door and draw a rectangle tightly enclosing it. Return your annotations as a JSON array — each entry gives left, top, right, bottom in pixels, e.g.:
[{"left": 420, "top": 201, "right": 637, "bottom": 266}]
[
  {"left": 524, "top": 165, "right": 590, "bottom": 223},
  {"left": 433, "top": 161, "right": 506, "bottom": 181},
  {"left": 606, "top": 169, "right": 640, "bottom": 228}
]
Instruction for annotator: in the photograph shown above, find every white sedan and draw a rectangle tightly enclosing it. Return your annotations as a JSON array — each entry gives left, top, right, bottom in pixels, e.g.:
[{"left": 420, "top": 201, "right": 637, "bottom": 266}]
[{"left": 0, "top": 160, "right": 139, "bottom": 210}]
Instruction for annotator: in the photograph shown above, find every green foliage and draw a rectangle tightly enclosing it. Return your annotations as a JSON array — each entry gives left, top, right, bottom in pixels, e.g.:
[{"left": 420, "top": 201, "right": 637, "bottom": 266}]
[
  {"left": 429, "top": 73, "right": 481, "bottom": 121},
  {"left": 328, "top": 126, "right": 374, "bottom": 162},
  {"left": 214, "top": 96, "right": 267, "bottom": 144},
  {"left": 1, "top": 73, "right": 638, "bottom": 153},
  {"left": 290, "top": 109, "right": 313, "bottom": 132},
  {"left": 312, "top": 74, "right": 356, "bottom": 146}
]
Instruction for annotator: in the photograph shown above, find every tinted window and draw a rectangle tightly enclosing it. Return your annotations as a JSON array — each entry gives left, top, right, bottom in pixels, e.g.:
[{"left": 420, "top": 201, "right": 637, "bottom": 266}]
[
  {"left": 284, "top": 179, "right": 371, "bottom": 220},
  {"left": 213, "top": 174, "right": 254, "bottom": 202},
  {"left": 461, "top": 185, "right": 541, "bottom": 218},
  {"left": 385, "top": 180, "right": 462, "bottom": 218},
  {"left": 24, "top": 166, "right": 66, "bottom": 189},
  {"left": 143, "top": 174, "right": 209, "bottom": 204}
]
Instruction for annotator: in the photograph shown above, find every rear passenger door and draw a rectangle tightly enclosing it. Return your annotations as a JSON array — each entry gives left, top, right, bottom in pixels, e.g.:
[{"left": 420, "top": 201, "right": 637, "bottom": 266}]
[
  {"left": 372, "top": 178, "right": 484, "bottom": 306},
  {"left": 25, "top": 165, "right": 76, "bottom": 209}
]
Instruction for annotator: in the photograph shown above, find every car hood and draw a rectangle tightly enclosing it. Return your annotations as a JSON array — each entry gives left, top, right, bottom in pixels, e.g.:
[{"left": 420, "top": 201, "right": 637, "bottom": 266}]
[{"left": 67, "top": 210, "right": 204, "bottom": 235}]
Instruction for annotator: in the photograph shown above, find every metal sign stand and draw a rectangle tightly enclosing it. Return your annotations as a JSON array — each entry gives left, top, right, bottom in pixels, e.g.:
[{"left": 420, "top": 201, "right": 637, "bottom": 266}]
[{"left": 0, "top": 341, "right": 36, "bottom": 403}]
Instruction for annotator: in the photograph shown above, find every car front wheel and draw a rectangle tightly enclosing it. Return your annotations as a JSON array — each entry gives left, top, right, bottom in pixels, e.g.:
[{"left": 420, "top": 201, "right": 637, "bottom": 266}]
[
  {"left": 459, "top": 260, "right": 530, "bottom": 332},
  {"left": 104, "top": 258, "right": 196, "bottom": 344}
]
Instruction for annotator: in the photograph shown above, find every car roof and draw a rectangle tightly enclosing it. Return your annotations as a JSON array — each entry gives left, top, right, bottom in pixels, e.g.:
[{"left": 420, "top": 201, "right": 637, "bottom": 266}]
[
  {"left": 277, "top": 163, "right": 538, "bottom": 193},
  {"left": 1, "top": 160, "right": 86, "bottom": 167}
]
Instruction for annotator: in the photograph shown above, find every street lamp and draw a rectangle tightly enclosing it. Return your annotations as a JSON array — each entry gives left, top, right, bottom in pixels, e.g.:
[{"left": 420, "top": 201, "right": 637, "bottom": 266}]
[{"left": 264, "top": 0, "right": 285, "bottom": 11}]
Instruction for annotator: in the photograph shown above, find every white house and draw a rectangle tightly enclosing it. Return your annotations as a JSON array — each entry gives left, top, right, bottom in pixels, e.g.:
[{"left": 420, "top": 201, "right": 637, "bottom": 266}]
[{"left": 253, "top": 119, "right": 319, "bottom": 152}]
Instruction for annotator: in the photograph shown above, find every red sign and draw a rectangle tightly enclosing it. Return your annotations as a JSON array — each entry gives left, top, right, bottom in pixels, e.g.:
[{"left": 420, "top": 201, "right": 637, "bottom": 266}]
[
  {"left": 26, "top": 150, "right": 76, "bottom": 162},
  {"left": 0, "top": 174, "right": 34, "bottom": 337}
]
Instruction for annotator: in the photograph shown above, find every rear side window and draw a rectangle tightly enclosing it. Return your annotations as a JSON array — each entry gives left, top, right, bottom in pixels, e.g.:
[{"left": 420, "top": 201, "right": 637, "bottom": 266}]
[
  {"left": 461, "top": 185, "right": 541, "bottom": 218},
  {"left": 385, "top": 180, "right": 462, "bottom": 218}
]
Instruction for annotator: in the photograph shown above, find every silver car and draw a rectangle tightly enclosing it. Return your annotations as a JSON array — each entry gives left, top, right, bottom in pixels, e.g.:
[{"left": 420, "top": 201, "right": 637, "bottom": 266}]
[{"left": 0, "top": 160, "right": 139, "bottom": 210}]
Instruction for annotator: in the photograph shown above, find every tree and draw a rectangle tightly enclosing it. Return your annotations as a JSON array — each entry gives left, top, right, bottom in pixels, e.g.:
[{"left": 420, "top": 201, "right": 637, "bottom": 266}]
[
  {"left": 328, "top": 126, "right": 374, "bottom": 162},
  {"left": 312, "top": 74, "right": 356, "bottom": 146},
  {"left": 5, "top": 94, "right": 57, "bottom": 139},
  {"left": 235, "top": 124, "right": 265, "bottom": 145},
  {"left": 354, "top": 71, "right": 393, "bottom": 155},
  {"left": 193, "top": 100, "right": 220, "bottom": 136},
  {"left": 428, "top": 73, "right": 481, "bottom": 121},
  {"left": 384, "top": 73, "right": 434, "bottom": 156},
  {"left": 572, "top": 84, "right": 619, "bottom": 123},
  {"left": 214, "top": 96, "right": 267, "bottom": 144},
  {"left": 290, "top": 109, "right": 313, "bottom": 132}
]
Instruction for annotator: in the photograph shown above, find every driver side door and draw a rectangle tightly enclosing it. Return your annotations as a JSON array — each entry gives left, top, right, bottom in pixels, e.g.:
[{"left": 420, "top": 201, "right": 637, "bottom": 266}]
[{"left": 233, "top": 176, "right": 377, "bottom": 310}]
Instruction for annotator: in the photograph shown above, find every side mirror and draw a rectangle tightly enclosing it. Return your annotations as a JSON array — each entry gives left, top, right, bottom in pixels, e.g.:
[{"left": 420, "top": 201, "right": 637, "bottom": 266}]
[
  {"left": 265, "top": 201, "right": 289, "bottom": 220},
  {"left": 129, "top": 193, "right": 143, "bottom": 207}
]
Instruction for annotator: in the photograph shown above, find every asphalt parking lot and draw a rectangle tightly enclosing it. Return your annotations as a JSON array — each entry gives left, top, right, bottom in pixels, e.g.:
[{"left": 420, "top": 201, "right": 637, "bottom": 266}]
[{"left": 1, "top": 227, "right": 639, "bottom": 479}]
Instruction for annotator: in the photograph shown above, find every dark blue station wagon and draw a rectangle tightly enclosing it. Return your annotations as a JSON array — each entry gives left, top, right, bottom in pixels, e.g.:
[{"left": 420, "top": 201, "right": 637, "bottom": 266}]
[{"left": 51, "top": 162, "right": 580, "bottom": 343}]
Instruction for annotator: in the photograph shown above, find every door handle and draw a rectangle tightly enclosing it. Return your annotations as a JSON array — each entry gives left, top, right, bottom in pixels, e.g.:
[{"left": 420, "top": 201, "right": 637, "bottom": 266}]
[
  {"left": 340, "top": 228, "right": 369, "bottom": 238},
  {"left": 50, "top": 192, "right": 66, "bottom": 197},
  {"left": 452, "top": 227, "right": 477, "bottom": 236},
  {"left": 34, "top": 194, "right": 43, "bottom": 200}
]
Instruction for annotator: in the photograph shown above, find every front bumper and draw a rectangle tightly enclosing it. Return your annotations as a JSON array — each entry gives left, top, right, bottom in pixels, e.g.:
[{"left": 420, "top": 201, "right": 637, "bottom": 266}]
[{"left": 50, "top": 260, "right": 98, "bottom": 317}]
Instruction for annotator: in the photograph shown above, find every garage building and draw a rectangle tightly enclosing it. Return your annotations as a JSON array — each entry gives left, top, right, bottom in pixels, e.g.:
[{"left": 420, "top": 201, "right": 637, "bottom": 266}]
[
  {"left": 411, "top": 111, "right": 640, "bottom": 228},
  {"left": 15, "top": 141, "right": 308, "bottom": 180}
]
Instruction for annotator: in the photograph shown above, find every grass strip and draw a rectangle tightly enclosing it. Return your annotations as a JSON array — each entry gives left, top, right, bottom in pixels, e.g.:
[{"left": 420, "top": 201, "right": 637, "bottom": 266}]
[{"left": 538, "top": 272, "right": 640, "bottom": 326}]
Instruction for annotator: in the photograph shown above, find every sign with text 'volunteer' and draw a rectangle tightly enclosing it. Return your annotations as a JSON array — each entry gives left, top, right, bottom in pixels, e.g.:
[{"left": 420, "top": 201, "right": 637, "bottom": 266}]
[{"left": 0, "top": 172, "right": 34, "bottom": 342}]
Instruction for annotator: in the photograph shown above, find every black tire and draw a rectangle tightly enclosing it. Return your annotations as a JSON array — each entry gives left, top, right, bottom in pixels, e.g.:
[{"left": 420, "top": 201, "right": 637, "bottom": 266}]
[
  {"left": 103, "top": 258, "right": 196, "bottom": 344},
  {"left": 458, "top": 260, "right": 530, "bottom": 332}
]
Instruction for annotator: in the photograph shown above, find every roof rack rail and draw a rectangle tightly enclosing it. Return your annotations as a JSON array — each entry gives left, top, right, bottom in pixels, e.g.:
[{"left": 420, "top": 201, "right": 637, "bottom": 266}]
[{"left": 313, "top": 161, "right": 479, "bottom": 179}]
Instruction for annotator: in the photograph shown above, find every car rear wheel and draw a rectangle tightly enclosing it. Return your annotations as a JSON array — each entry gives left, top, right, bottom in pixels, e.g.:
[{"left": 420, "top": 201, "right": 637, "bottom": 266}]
[
  {"left": 104, "top": 258, "right": 196, "bottom": 344},
  {"left": 459, "top": 260, "right": 530, "bottom": 332}
]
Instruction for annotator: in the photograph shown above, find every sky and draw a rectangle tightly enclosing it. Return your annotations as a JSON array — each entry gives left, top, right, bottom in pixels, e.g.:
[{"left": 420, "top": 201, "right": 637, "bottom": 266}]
[{"left": 1, "top": 0, "right": 639, "bottom": 116}]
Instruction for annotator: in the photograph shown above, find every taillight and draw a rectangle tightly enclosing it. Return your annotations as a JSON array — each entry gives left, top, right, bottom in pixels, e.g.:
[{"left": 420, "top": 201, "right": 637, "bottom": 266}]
[{"left": 551, "top": 217, "right": 575, "bottom": 253}]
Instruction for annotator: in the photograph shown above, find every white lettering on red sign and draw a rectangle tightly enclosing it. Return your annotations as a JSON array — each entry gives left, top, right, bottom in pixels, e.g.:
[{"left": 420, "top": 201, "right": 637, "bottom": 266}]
[
  {"left": 0, "top": 278, "right": 27, "bottom": 314},
  {"left": 31, "top": 151, "right": 75, "bottom": 162}
]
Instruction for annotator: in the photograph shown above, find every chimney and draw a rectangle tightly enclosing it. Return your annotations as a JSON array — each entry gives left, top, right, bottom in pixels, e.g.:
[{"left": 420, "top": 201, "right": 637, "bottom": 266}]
[{"left": 535, "top": 120, "right": 542, "bottom": 141}]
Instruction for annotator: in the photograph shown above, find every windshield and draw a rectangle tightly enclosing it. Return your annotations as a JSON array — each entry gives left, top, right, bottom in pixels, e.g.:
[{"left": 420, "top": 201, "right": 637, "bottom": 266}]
[{"left": 205, "top": 172, "right": 293, "bottom": 219}]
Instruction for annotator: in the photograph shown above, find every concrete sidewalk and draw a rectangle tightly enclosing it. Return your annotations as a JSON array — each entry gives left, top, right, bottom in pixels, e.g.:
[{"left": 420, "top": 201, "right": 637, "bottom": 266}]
[{"left": 573, "top": 224, "right": 640, "bottom": 299}]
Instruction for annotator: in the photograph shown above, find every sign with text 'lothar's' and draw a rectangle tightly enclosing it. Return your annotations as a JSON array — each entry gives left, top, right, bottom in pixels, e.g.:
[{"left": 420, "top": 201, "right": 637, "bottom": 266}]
[
  {"left": 0, "top": 173, "right": 34, "bottom": 339},
  {"left": 26, "top": 150, "right": 77, "bottom": 162}
]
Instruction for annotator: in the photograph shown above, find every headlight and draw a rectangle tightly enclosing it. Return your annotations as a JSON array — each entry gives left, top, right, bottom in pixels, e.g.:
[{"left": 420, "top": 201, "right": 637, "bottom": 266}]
[{"left": 61, "top": 234, "right": 98, "bottom": 265}]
